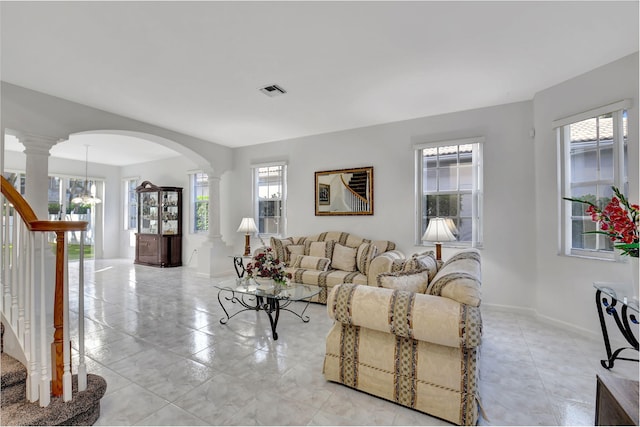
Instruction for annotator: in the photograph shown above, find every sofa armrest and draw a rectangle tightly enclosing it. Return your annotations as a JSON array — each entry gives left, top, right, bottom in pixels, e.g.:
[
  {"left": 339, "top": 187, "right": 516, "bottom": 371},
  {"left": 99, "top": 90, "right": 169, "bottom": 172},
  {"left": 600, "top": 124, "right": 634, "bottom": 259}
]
[
  {"left": 327, "top": 284, "right": 481, "bottom": 349},
  {"left": 367, "top": 250, "right": 405, "bottom": 286}
]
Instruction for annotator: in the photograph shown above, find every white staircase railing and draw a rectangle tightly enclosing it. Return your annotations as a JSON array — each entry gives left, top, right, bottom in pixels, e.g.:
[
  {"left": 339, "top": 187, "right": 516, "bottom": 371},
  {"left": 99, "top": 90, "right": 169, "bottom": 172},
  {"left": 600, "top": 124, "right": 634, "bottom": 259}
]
[
  {"left": 1, "top": 175, "right": 88, "bottom": 406},
  {"left": 339, "top": 174, "right": 370, "bottom": 213}
]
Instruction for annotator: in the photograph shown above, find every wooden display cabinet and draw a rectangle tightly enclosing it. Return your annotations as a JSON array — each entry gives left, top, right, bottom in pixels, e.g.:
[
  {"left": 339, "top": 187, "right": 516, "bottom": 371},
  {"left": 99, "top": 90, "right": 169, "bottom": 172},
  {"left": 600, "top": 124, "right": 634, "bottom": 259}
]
[{"left": 135, "top": 181, "right": 183, "bottom": 267}]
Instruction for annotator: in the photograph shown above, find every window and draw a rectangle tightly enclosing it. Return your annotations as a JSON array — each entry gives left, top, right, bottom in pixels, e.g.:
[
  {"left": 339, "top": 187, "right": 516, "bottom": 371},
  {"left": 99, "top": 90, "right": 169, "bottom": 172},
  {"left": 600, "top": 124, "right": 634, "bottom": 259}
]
[
  {"left": 191, "top": 172, "right": 209, "bottom": 233},
  {"left": 253, "top": 163, "right": 286, "bottom": 236},
  {"left": 415, "top": 138, "right": 483, "bottom": 246},
  {"left": 123, "top": 178, "right": 139, "bottom": 230},
  {"left": 2, "top": 172, "right": 25, "bottom": 194},
  {"left": 557, "top": 101, "right": 629, "bottom": 259}
]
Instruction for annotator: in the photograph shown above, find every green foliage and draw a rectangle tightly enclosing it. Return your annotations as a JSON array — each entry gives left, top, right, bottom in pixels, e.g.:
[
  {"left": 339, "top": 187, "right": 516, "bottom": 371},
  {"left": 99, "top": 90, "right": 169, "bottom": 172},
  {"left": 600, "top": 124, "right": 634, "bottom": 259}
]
[
  {"left": 48, "top": 202, "right": 61, "bottom": 214},
  {"left": 195, "top": 202, "right": 208, "bottom": 231}
]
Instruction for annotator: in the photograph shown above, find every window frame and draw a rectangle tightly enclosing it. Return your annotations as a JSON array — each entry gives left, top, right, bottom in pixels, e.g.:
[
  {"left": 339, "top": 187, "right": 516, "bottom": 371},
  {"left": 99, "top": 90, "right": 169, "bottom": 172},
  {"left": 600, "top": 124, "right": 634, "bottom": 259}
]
[
  {"left": 189, "top": 171, "right": 209, "bottom": 234},
  {"left": 252, "top": 162, "right": 287, "bottom": 238},
  {"left": 556, "top": 100, "right": 630, "bottom": 261},
  {"left": 414, "top": 137, "right": 484, "bottom": 247},
  {"left": 123, "top": 177, "right": 139, "bottom": 231}
]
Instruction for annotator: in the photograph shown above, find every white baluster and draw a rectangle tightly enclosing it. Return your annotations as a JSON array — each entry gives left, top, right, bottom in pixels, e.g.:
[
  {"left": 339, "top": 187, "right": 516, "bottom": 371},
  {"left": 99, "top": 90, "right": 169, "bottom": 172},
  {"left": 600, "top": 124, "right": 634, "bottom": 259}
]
[
  {"left": 77, "top": 230, "right": 87, "bottom": 391},
  {"left": 18, "top": 222, "right": 26, "bottom": 342},
  {"left": 39, "top": 233, "right": 50, "bottom": 407},
  {"left": 11, "top": 212, "right": 18, "bottom": 327},
  {"left": 2, "top": 199, "right": 10, "bottom": 314},
  {"left": 62, "top": 232, "right": 72, "bottom": 402},
  {"left": 25, "top": 230, "right": 39, "bottom": 402}
]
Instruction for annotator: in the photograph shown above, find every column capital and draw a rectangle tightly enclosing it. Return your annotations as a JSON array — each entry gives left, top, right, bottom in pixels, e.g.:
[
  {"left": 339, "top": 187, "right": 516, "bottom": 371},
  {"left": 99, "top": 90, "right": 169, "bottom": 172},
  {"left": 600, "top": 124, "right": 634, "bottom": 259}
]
[{"left": 16, "top": 132, "right": 64, "bottom": 156}]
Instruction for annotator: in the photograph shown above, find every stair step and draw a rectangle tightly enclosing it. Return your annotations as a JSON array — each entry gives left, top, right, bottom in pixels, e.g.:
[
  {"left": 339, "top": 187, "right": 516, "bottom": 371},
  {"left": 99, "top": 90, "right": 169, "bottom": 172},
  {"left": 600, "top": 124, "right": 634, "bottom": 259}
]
[
  {"left": 1, "top": 352, "right": 27, "bottom": 406},
  {"left": 1, "top": 373, "right": 107, "bottom": 426}
]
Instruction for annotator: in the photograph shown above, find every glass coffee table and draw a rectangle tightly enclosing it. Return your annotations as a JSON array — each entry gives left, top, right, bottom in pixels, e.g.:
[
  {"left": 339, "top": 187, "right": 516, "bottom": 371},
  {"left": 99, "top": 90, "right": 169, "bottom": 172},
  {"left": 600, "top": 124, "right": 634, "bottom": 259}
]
[{"left": 214, "top": 278, "right": 321, "bottom": 340}]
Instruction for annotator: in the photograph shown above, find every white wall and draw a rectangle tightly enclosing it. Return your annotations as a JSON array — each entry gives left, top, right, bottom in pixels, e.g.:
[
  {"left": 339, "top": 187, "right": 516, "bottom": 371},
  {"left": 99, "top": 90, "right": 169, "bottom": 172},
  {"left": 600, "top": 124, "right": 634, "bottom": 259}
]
[
  {"left": 230, "top": 101, "right": 538, "bottom": 310},
  {"left": 532, "top": 52, "right": 639, "bottom": 335}
]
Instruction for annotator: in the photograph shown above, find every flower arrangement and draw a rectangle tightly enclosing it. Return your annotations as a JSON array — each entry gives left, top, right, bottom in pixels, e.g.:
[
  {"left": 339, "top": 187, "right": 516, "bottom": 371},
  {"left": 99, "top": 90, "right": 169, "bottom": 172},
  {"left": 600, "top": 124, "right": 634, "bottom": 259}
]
[
  {"left": 245, "top": 248, "right": 292, "bottom": 284},
  {"left": 565, "top": 186, "right": 639, "bottom": 258}
]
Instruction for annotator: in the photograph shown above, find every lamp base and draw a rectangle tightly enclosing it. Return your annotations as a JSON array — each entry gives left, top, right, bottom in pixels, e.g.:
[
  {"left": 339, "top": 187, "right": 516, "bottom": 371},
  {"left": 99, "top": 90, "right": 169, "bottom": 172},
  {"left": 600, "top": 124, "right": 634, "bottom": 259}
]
[
  {"left": 243, "top": 234, "right": 251, "bottom": 256},
  {"left": 435, "top": 243, "right": 442, "bottom": 261}
]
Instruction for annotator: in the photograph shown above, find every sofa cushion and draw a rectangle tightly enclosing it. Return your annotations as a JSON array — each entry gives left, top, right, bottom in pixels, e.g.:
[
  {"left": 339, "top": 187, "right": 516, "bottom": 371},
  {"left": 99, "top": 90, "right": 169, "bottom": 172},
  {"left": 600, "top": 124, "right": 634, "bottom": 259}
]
[
  {"left": 270, "top": 237, "right": 294, "bottom": 263},
  {"left": 356, "top": 243, "right": 377, "bottom": 275},
  {"left": 286, "top": 245, "right": 305, "bottom": 263},
  {"left": 426, "top": 249, "right": 481, "bottom": 307},
  {"left": 377, "top": 269, "right": 430, "bottom": 294},
  {"left": 291, "top": 255, "right": 331, "bottom": 271},
  {"left": 304, "top": 240, "right": 335, "bottom": 259},
  {"left": 332, "top": 243, "right": 357, "bottom": 272},
  {"left": 287, "top": 268, "right": 367, "bottom": 287}
]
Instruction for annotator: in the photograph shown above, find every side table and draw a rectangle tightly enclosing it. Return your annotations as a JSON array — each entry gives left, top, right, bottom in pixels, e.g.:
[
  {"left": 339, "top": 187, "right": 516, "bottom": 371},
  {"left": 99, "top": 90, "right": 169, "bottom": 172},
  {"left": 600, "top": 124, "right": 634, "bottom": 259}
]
[{"left": 593, "top": 282, "right": 639, "bottom": 369}]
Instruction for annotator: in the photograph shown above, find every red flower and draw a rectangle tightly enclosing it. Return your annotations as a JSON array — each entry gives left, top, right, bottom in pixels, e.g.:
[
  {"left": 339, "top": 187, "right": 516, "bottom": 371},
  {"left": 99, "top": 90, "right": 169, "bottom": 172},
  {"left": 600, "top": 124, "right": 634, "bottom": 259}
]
[{"left": 565, "top": 187, "right": 639, "bottom": 257}]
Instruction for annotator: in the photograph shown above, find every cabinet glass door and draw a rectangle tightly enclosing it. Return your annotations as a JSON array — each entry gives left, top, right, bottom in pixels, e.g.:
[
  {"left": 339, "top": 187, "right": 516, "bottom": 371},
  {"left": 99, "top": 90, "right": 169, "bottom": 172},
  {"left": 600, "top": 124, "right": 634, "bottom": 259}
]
[
  {"left": 161, "top": 190, "right": 179, "bottom": 235},
  {"left": 140, "top": 191, "right": 160, "bottom": 234}
]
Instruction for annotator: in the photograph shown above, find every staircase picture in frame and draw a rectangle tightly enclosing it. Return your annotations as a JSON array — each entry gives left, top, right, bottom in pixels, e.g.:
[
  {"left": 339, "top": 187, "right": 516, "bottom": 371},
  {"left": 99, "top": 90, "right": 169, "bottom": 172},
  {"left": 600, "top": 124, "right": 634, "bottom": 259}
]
[{"left": 315, "top": 166, "right": 373, "bottom": 216}]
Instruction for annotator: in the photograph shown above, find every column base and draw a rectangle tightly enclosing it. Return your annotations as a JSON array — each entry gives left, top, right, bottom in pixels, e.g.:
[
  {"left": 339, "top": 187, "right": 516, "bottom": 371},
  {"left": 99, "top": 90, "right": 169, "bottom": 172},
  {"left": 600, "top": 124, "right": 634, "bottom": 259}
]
[{"left": 196, "top": 237, "right": 233, "bottom": 278}]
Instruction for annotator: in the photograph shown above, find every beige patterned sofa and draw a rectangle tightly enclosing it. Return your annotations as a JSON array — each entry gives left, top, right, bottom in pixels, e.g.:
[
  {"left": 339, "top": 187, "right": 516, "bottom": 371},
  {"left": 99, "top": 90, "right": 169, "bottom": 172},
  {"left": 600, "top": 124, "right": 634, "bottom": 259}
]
[
  {"left": 323, "top": 249, "right": 482, "bottom": 426},
  {"left": 270, "top": 231, "right": 398, "bottom": 304}
]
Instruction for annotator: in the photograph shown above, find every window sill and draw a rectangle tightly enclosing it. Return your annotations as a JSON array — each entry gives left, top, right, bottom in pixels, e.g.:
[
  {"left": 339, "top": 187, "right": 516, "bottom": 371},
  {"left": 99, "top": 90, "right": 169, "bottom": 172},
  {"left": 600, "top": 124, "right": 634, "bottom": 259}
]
[{"left": 562, "top": 251, "right": 619, "bottom": 263}]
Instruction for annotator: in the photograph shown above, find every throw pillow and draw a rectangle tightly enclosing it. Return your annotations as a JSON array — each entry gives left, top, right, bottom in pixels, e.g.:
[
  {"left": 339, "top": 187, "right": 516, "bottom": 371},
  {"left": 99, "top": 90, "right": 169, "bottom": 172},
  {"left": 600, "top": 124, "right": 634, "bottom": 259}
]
[
  {"left": 410, "top": 250, "right": 439, "bottom": 282},
  {"left": 286, "top": 245, "right": 305, "bottom": 263},
  {"left": 304, "top": 240, "right": 335, "bottom": 259},
  {"left": 331, "top": 243, "right": 357, "bottom": 272},
  {"left": 291, "top": 255, "right": 331, "bottom": 271},
  {"left": 356, "top": 243, "right": 378, "bottom": 275},
  {"left": 377, "top": 269, "right": 430, "bottom": 294}
]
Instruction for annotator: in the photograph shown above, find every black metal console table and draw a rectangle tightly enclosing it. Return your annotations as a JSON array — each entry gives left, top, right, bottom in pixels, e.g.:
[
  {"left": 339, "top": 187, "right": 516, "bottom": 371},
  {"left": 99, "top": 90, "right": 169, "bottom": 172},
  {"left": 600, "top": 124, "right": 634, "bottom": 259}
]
[{"left": 594, "top": 282, "right": 639, "bottom": 369}]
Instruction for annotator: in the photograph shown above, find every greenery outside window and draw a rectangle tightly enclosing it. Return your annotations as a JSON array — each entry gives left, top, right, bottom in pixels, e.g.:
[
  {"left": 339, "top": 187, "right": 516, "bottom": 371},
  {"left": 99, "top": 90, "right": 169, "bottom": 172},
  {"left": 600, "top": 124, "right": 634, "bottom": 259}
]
[
  {"left": 253, "top": 163, "right": 286, "bottom": 236},
  {"left": 191, "top": 172, "right": 209, "bottom": 233},
  {"left": 557, "top": 100, "right": 629, "bottom": 260},
  {"left": 415, "top": 137, "right": 483, "bottom": 247}
]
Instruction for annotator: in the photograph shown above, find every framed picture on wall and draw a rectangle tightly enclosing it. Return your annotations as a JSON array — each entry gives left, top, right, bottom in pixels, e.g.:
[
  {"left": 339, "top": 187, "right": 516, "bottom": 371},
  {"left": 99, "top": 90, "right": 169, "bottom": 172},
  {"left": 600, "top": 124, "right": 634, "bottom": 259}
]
[
  {"left": 314, "top": 166, "right": 374, "bottom": 216},
  {"left": 318, "top": 183, "right": 330, "bottom": 205}
]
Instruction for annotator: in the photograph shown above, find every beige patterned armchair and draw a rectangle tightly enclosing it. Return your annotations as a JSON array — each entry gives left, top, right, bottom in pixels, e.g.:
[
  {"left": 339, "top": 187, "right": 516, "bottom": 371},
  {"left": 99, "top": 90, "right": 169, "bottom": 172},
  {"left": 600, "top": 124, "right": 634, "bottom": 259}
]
[{"left": 323, "top": 249, "right": 482, "bottom": 425}]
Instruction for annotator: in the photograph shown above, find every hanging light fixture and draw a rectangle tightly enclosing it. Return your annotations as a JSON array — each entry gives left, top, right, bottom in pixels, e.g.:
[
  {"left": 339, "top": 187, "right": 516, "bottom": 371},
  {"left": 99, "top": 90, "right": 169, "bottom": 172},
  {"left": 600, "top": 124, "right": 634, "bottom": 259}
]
[{"left": 71, "top": 145, "right": 102, "bottom": 205}]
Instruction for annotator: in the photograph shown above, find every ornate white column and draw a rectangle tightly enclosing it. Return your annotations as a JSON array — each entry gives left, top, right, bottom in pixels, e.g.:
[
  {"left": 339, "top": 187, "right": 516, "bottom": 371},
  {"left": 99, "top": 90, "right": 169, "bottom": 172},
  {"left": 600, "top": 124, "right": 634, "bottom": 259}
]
[
  {"left": 19, "top": 133, "right": 61, "bottom": 219},
  {"left": 197, "top": 173, "right": 231, "bottom": 277}
]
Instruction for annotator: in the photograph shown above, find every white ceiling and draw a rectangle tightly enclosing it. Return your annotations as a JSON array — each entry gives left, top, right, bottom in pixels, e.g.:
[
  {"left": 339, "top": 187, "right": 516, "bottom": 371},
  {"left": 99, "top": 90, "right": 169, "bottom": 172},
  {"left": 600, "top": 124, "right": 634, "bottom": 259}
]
[{"left": 2, "top": 1, "right": 639, "bottom": 166}]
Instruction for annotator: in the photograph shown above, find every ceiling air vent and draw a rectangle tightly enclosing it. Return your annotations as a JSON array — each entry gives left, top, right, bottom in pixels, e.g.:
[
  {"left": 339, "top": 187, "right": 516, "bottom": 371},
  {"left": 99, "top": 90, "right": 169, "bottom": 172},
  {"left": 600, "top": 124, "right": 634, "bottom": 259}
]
[{"left": 259, "top": 84, "right": 287, "bottom": 97}]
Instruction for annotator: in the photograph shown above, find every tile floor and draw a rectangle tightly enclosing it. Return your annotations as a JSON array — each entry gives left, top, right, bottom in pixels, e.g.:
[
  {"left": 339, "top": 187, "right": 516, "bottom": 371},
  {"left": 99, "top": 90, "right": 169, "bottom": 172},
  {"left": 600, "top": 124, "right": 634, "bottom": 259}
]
[{"left": 65, "top": 259, "right": 639, "bottom": 426}]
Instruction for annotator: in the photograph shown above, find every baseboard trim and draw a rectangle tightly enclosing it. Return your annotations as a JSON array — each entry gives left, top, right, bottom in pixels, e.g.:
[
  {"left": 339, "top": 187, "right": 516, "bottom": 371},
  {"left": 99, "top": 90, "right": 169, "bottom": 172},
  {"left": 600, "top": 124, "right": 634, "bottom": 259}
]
[{"left": 482, "top": 303, "right": 602, "bottom": 342}]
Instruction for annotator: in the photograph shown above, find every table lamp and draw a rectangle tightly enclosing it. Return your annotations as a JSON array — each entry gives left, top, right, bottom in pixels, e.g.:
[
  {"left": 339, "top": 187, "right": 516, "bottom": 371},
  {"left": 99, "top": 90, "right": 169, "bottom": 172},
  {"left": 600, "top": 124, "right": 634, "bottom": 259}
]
[
  {"left": 422, "top": 217, "right": 456, "bottom": 261},
  {"left": 237, "top": 217, "right": 258, "bottom": 256}
]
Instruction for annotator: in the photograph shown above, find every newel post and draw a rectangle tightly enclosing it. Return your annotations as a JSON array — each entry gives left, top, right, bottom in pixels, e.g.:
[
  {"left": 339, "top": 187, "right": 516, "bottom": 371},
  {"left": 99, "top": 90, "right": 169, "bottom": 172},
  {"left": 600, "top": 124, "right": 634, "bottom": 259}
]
[{"left": 50, "top": 230, "right": 65, "bottom": 396}]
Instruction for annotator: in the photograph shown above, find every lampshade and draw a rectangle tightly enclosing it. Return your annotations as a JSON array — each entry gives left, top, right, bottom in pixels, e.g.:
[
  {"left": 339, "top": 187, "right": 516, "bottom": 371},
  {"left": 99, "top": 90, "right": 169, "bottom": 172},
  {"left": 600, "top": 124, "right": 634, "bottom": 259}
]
[
  {"left": 444, "top": 218, "right": 459, "bottom": 237},
  {"left": 422, "top": 217, "right": 456, "bottom": 243},
  {"left": 237, "top": 217, "right": 258, "bottom": 234}
]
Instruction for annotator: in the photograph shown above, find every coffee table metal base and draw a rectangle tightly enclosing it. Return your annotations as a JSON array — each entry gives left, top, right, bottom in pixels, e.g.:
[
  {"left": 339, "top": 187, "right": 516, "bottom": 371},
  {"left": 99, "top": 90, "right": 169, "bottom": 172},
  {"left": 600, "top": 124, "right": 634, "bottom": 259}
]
[{"left": 217, "top": 289, "right": 312, "bottom": 340}]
